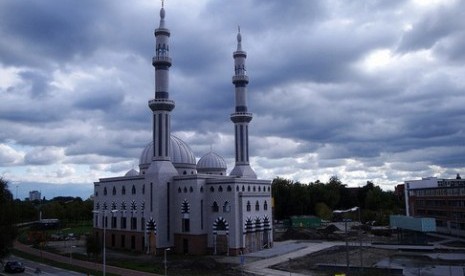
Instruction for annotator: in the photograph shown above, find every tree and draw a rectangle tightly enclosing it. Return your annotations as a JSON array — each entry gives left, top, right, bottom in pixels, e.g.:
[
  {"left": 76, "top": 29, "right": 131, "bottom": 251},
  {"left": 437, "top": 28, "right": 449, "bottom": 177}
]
[{"left": 0, "top": 178, "right": 18, "bottom": 261}]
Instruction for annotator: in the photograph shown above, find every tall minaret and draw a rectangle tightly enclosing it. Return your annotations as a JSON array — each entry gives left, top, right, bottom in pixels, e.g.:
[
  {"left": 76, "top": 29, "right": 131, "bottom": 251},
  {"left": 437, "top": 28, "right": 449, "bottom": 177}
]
[
  {"left": 230, "top": 28, "right": 257, "bottom": 179},
  {"left": 145, "top": 1, "right": 177, "bottom": 249},
  {"left": 149, "top": 1, "right": 174, "bottom": 161}
]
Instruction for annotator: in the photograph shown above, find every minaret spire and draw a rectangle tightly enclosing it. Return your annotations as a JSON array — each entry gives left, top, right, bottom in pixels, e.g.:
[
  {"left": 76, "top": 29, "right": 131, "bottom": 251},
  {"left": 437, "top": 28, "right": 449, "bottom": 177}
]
[
  {"left": 149, "top": 1, "right": 174, "bottom": 161},
  {"left": 230, "top": 28, "right": 257, "bottom": 179}
]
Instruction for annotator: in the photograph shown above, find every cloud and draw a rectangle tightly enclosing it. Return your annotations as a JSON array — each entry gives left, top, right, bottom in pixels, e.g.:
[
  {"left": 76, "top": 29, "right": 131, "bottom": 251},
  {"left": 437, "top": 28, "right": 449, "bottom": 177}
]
[
  {"left": 1, "top": 0, "right": 464, "bottom": 196},
  {"left": 0, "top": 144, "right": 24, "bottom": 166}
]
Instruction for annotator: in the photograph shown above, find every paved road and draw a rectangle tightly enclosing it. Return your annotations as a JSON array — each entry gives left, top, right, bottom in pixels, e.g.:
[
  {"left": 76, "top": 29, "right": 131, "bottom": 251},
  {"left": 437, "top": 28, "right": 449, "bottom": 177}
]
[
  {"left": 13, "top": 241, "right": 161, "bottom": 276},
  {"left": 3, "top": 255, "right": 84, "bottom": 276}
]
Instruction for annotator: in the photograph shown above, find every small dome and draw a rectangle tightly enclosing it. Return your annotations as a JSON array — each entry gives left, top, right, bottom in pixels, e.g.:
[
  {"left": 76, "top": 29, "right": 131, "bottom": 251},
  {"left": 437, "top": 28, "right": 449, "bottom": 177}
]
[
  {"left": 125, "top": 169, "right": 139, "bottom": 177},
  {"left": 197, "top": 151, "right": 227, "bottom": 174},
  {"left": 139, "top": 135, "right": 196, "bottom": 166}
]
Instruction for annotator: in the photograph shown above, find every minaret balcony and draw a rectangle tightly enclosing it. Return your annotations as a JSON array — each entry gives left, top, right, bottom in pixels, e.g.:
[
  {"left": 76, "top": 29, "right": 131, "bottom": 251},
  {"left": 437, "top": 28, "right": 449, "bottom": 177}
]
[
  {"left": 232, "top": 75, "right": 249, "bottom": 83},
  {"left": 152, "top": 56, "right": 172, "bottom": 65},
  {"left": 149, "top": 98, "right": 175, "bottom": 111},
  {"left": 230, "top": 112, "right": 253, "bottom": 123}
]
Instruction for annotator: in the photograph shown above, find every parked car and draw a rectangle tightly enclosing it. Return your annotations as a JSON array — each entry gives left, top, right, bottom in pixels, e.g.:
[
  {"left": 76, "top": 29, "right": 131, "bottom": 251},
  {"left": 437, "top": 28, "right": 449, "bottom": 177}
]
[{"left": 4, "top": 261, "right": 25, "bottom": 273}]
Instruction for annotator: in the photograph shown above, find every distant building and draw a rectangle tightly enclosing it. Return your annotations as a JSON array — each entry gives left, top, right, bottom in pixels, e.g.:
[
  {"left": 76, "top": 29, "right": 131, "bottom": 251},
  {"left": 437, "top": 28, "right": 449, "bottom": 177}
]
[
  {"left": 92, "top": 3, "right": 272, "bottom": 256},
  {"left": 29, "top": 190, "right": 41, "bottom": 201},
  {"left": 404, "top": 175, "right": 465, "bottom": 237}
]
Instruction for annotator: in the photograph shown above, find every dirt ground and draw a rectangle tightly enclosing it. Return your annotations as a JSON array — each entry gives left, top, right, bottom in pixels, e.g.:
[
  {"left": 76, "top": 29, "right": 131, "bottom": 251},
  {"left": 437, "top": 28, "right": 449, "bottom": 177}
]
[{"left": 272, "top": 245, "right": 397, "bottom": 275}]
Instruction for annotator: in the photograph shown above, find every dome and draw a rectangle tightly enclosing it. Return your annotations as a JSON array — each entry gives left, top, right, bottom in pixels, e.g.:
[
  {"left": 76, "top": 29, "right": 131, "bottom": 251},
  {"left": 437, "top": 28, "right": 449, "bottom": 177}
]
[
  {"left": 139, "top": 135, "right": 196, "bottom": 166},
  {"left": 197, "top": 151, "right": 227, "bottom": 175},
  {"left": 125, "top": 169, "right": 139, "bottom": 177}
]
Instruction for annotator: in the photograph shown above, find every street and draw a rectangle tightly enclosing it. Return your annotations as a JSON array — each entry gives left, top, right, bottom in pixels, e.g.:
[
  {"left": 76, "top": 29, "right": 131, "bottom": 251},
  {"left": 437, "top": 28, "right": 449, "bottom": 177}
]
[{"left": 2, "top": 256, "right": 85, "bottom": 276}]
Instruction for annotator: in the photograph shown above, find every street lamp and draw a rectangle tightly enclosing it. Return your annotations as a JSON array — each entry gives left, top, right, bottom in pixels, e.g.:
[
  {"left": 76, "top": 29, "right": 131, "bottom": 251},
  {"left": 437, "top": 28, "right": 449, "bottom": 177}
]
[
  {"left": 333, "top": 206, "right": 360, "bottom": 274},
  {"left": 164, "top": 248, "right": 171, "bottom": 276},
  {"left": 92, "top": 209, "right": 118, "bottom": 276}
]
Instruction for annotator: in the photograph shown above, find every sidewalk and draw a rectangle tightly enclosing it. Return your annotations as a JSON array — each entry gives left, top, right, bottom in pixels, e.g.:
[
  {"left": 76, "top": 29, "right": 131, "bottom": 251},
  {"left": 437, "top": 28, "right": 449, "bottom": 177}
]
[
  {"left": 242, "top": 241, "right": 343, "bottom": 276},
  {"left": 13, "top": 241, "right": 161, "bottom": 276}
]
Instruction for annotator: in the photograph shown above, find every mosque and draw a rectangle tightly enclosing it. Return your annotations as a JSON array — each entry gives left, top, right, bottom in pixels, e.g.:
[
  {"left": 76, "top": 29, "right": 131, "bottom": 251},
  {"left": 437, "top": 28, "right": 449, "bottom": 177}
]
[{"left": 92, "top": 3, "right": 273, "bottom": 256}]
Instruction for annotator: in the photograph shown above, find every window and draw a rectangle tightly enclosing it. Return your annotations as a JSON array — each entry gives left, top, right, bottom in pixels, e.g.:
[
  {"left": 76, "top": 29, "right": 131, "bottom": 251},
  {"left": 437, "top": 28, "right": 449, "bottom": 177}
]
[
  {"left": 131, "top": 217, "right": 137, "bottom": 230},
  {"left": 111, "top": 217, "right": 117, "bottom": 228},
  {"left": 182, "top": 218, "right": 190, "bottom": 232},
  {"left": 246, "top": 201, "right": 251, "bottom": 212},
  {"left": 183, "top": 187, "right": 188, "bottom": 193},
  {"left": 253, "top": 186, "right": 256, "bottom": 192},
  {"left": 210, "top": 187, "right": 214, "bottom": 193},
  {"left": 142, "top": 184, "right": 145, "bottom": 194},
  {"left": 200, "top": 186, "right": 204, "bottom": 193},
  {"left": 212, "top": 201, "right": 219, "bottom": 212},
  {"left": 122, "top": 186, "right": 126, "bottom": 195},
  {"left": 178, "top": 187, "right": 182, "bottom": 193},
  {"left": 218, "top": 186, "right": 223, "bottom": 192},
  {"left": 121, "top": 217, "right": 127, "bottom": 229},
  {"left": 104, "top": 187, "right": 107, "bottom": 196},
  {"left": 248, "top": 186, "right": 251, "bottom": 192},
  {"left": 189, "top": 186, "right": 193, "bottom": 193},
  {"left": 255, "top": 201, "right": 260, "bottom": 211},
  {"left": 121, "top": 235, "right": 125, "bottom": 248},
  {"left": 227, "top": 185, "right": 232, "bottom": 192},
  {"left": 264, "top": 201, "right": 268, "bottom": 211},
  {"left": 242, "top": 185, "right": 245, "bottom": 192},
  {"left": 236, "top": 186, "right": 239, "bottom": 192},
  {"left": 112, "top": 186, "right": 116, "bottom": 195},
  {"left": 131, "top": 236, "right": 136, "bottom": 250},
  {"left": 223, "top": 201, "right": 231, "bottom": 213},
  {"left": 131, "top": 185, "right": 136, "bottom": 195}
]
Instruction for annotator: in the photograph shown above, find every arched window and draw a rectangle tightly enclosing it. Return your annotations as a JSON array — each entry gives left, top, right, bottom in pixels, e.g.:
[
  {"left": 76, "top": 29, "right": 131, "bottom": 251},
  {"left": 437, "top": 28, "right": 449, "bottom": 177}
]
[
  {"left": 210, "top": 187, "right": 214, "bottom": 193},
  {"left": 104, "top": 187, "right": 107, "bottom": 196},
  {"left": 258, "top": 186, "right": 261, "bottom": 192},
  {"left": 183, "top": 170, "right": 187, "bottom": 175},
  {"left": 223, "top": 201, "right": 231, "bottom": 212},
  {"left": 218, "top": 186, "right": 223, "bottom": 192},
  {"left": 248, "top": 186, "right": 251, "bottom": 192},
  {"left": 236, "top": 186, "right": 239, "bottom": 192},
  {"left": 131, "top": 185, "right": 136, "bottom": 195},
  {"left": 212, "top": 201, "right": 219, "bottom": 212},
  {"left": 112, "top": 186, "right": 116, "bottom": 195},
  {"left": 122, "top": 186, "right": 126, "bottom": 195},
  {"left": 183, "top": 187, "right": 188, "bottom": 193},
  {"left": 242, "top": 185, "right": 245, "bottom": 192},
  {"left": 264, "top": 201, "right": 268, "bottom": 211},
  {"left": 227, "top": 185, "right": 232, "bottom": 192},
  {"left": 142, "top": 184, "right": 145, "bottom": 195},
  {"left": 255, "top": 201, "right": 260, "bottom": 211},
  {"left": 189, "top": 187, "right": 194, "bottom": 193},
  {"left": 178, "top": 187, "right": 182, "bottom": 193},
  {"left": 268, "top": 187, "right": 271, "bottom": 192},
  {"left": 246, "top": 201, "right": 251, "bottom": 212},
  {"left": 253, "top": 186, "right": 256, "bottom": 192},
  {"left": 200, "top": 186, "right": 204, "bottom": 193}
]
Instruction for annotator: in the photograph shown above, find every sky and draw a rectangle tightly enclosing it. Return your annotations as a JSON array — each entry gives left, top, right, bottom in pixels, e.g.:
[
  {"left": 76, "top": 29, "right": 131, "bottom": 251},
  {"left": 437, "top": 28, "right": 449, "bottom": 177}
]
[{"left": 1, "top": 0, "right": 464, "bottom": 199}]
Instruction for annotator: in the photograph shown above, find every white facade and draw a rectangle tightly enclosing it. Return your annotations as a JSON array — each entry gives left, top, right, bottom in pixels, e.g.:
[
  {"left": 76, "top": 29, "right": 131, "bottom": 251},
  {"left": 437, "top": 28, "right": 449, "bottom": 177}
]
[{"left": 93, "top": 4, "right": 272, "bottom": 255}]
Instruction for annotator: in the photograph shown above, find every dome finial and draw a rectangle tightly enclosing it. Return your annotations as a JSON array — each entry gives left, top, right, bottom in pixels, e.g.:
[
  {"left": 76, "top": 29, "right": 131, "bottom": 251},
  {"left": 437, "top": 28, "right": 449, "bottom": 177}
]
[
  {"left": 236, "top": 25, "right": 242, "bottom": 51},
  {"left": 159, "top": 0, "right": 166, "bottom": 27}
]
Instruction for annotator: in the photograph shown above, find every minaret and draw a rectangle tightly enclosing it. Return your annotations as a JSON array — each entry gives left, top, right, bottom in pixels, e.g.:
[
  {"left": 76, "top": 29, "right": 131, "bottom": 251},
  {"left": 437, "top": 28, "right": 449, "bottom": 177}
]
[
  {"left": 149, "top": 1, "right": 174, "bottom": 161},
  {"left": 230, "top": 28, "right": 257, "bottom": 179},
  {"left": 145, "top": 1, "right": 177, "bottom": 249}
]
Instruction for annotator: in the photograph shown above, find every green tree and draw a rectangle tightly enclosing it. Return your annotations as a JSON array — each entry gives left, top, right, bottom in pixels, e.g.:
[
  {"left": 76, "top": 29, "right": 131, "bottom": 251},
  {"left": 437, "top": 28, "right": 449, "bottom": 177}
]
[
  {"left": 314, "top": 202, "right": 332, "bottom": 220},
  {"left": 86, "top": 234, "right": 101, "bottom": 261},
  {"left": 0, "top": 178, "right": 18, "bottom": 261}
]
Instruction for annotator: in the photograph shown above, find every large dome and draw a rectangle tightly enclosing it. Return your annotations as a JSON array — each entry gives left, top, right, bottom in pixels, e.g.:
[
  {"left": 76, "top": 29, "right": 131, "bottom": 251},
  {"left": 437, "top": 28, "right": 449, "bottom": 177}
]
[
  {"left": 197, "top": 151, "right": 227, "bottom": 175},
  {"left": 139, "top": 135, "right": 196, "bottom": 166}
]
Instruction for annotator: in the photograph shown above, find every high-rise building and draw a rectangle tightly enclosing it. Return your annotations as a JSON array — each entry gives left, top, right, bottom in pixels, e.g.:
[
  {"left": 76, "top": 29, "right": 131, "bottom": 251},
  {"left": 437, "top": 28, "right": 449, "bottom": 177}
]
[{"left": 92, "top": 3, "right": 272, "bottom": 255}]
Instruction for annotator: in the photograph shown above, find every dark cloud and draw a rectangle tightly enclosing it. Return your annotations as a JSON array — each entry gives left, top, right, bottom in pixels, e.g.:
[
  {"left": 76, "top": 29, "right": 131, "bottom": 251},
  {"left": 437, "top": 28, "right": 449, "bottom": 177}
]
[{"left": 1, "top": 0, "right": 464, "bottom": 192}]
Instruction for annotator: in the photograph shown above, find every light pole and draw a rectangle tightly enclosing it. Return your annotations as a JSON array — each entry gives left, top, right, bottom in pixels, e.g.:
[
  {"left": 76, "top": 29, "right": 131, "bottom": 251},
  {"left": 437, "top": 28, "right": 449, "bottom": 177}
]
[
  {"left": 333, "top": 206, "right": 360, "bottom": 274},
  {"left": 164, "top": 248, "right": 171, "bottom": 276},
  {"left": 93, "top": 209, "right": 117, "bottom": 276}
]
